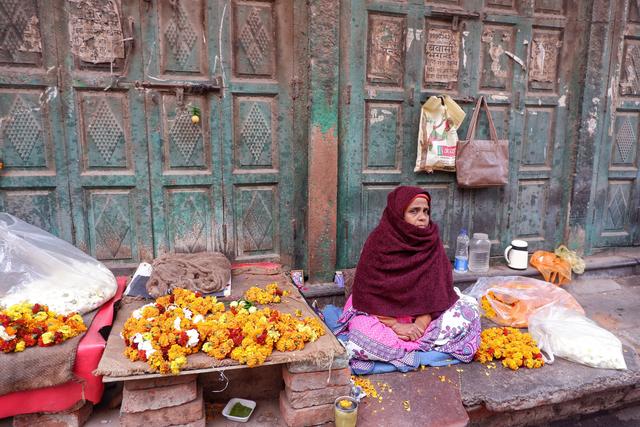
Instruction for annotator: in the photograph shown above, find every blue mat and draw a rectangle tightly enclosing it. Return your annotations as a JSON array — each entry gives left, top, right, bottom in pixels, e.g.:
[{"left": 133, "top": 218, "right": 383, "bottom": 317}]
[{"left": 322, "top": 304, "right": 460, "bottom": 375}]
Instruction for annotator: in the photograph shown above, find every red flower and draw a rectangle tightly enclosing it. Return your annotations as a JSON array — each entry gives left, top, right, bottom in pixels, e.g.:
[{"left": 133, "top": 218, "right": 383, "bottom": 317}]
[
  {"left": 32, "top": 304, "right": 42, "bottom": 314},
  {"left": 0, "top": 314, "right": 10, "bottom": 327},
  {"left": 268, "top": 312, "right": 280, "bottom": 323},
  {"left": 178, "top": 331, "right": 189, "bottom": 347},
  {"left": 256, "top": 331, "right": 268, "bottom": 345},
  {"left": 0, "top": 340, "right": 16, "bottom": 353},
  {"left": 534, "top": 353, "right": 543, "bottom": 360},
  {"left": 228, "top": 328, "right": 243, "bottom": 346},
  {"left": 503, "top": 328, "right": 509, "bottom": 336}
]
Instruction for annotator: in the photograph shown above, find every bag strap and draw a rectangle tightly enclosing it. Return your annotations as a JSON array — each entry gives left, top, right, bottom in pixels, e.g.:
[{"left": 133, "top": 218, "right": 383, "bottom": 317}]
[
  {"left": 481, "top": 96, "right": 500, "bottom": 141},
  {"left": 463, "top": 96, "right": 500, "bottom": 142},
  {"left": 464, "top": 96, "right": 484, "bottom": 141}
]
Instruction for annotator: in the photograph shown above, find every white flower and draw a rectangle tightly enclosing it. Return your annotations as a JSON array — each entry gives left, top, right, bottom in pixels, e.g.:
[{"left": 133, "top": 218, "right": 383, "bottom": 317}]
[
  {"left": 138, "top": 339, "right": 156, "bottom": 356},
  {"left": 230, "top": 301, "right": 238, "bottom": 308},
  {"left": 173, "top": 317, "right": 182, "bottom": 331},
  {"left": 133, "top": 303, "right": 155, "bottom": 320},
  {"left": 248, "top": 306, "right": 257, "bottom": 314},
  {"left": 183, "top": 308, "right": 193, "bottom": 319},
  {"left": 186, "top": 329, "right": 200, "bottom": 348},
  {"left": 192, "top": 314, "right": 204, "bottom": 324},
  {"left": 132, "top": 333, "right": 144, "bottom": 345},
  {"left": 0, "top": 325, "right": 16, "bottom": 341}
]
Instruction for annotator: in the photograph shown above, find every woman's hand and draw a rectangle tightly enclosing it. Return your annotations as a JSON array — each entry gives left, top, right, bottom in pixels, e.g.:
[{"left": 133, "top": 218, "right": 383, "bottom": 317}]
[
  {"left": 414, "top": 314, "right": 432, "bottom": 335},
  {"left": 391, "top": 323, "right": 423, "bottom": 341}
]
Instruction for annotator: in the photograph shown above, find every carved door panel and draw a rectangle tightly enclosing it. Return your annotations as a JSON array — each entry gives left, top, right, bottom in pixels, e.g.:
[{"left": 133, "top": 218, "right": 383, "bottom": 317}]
[
  {"left": 338, "top": 0, "right": 580, "bottom": 267},
  {"left": 591, "top": 1, "right": 640, "bottom": 248},
  {"left": 482, "top": 0, "right": 578, "bottom": 254},
  {"left": 142, "top": 0, "right": 295, "bottom": 264},
  {"left": 0, "top": 0, "right": 73, "bottom": 240},
  {"left": 56, "top": 0, "right": 153, "bottom": 263}
]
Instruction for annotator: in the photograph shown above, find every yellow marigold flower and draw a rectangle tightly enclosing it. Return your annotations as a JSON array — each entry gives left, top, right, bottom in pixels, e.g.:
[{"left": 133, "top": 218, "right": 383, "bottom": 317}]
[
  {"left": 170, "top": 356, "right": 187, "bottom": 374},
  {"left": 15, "top": 340, "right": 26, "bottom": 352},
  {"left": 41, "top": 332, "right": 54, "bottom": 345}
]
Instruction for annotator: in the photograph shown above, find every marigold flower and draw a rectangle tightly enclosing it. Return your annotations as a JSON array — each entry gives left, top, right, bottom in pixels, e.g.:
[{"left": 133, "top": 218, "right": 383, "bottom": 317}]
[
  {"left": 122, "top": 286, "right": 324, "bottom": 373},
  {"left": 475, "top": 327, "right": 544, "bottom": 371}
]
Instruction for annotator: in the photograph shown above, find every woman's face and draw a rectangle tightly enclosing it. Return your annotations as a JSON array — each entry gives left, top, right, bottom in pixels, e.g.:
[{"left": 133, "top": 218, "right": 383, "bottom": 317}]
[{"left": 403, "top": 197, "right": 430, "bottom": 228}]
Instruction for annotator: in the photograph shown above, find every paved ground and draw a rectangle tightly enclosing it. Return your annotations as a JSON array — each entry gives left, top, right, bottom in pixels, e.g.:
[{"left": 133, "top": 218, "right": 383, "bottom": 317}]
[{"left": 4, "top": 271, "right": 640, "bottom": 426}]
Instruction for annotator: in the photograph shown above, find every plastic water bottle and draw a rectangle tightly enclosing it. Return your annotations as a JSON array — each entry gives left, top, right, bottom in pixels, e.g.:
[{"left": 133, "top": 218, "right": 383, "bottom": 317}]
[
  {"left": 469, "top": 233, "right": 491, "bottom": 273},
  {"left": 454, "top": 229, "right": 469, "bottom": 273}
]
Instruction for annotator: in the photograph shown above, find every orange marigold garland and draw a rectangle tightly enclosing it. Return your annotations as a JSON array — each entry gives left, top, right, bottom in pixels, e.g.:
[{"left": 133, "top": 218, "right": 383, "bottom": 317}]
[
  {"left": 122, "top": 286, "right": 324, "bottom": 374},
  {"left": 475, "top": 327, "right": 544, "bottom": 370},
  {"left": 0, "top": 302, "right": 87, "bottom": 353},
  {"left": 243, "top": 283, "right": 289, "bottom": 305}
]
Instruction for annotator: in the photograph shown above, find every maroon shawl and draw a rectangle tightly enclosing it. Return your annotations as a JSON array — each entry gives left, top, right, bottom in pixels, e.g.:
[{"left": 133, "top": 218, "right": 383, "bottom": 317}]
[{"left": 351, "top": 186, "right": 458, "bottom": 318}]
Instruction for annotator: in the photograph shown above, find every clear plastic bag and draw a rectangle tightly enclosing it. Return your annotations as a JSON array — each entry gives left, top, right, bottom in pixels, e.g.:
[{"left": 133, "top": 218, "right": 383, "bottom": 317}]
[
  {"left": 0, "top": 213, "right": 117, "bottom": 314},
  {"left": 529, "top": 305, "right": 627, "bottom": 370},
  {"left": 464, "top": 276, "right": 584, "bottom": 327}
]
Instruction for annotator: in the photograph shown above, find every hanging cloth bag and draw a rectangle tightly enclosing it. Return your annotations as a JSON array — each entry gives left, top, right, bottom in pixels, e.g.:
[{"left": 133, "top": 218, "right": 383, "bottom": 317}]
[
  {"left": 456, "top": 96, "right": 509, "bottom": 188},
  {"left": 414, "top": 96, "right": 464, "bottom": 173}
]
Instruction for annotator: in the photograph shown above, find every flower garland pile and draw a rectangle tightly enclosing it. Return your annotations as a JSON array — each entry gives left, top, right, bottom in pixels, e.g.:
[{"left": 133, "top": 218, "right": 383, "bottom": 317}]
[
  {"left": 480, "top": 293, "right": 498, "bottom": 319},
  {"left": 243, "top": 283, "right": 289, "bottom": 304},
  {"left": 475, "top": 327, "right": 544, "bottom": 370},
  {"left": 122, "top": 287, "right": 324, "bottom": 374},
  {"left": 0, "top": 302, "right": 87, "bottom": 353}
]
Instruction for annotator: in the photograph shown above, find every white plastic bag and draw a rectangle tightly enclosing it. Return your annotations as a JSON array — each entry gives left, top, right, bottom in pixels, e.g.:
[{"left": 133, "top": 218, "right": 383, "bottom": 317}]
[
  {"left": 528, "top": 305, "right": 627, "bottom": 370},
  {"left": 0, "top": 213, "right": 117, "bottom": 314}
]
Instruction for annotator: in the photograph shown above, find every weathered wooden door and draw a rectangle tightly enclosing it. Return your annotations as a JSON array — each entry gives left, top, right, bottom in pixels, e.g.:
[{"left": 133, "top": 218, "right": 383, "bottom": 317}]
[
  {"left": 1, "top": 0, "right": 296, "bottom": 267},
  {"left": 338, "top": 0, "right": 583, "bottom": 267},
  {"left": 587, "top": 0, "right": 640, "bottom": 249},
  {"left": 0, "top": 0, "right": 73, "bottom": 240},
  {"left": 141, "top": 0, "right": 295, "bottom": 264},
  {"left": 55, "top": 0, "right": 154, "bottom": 263}
]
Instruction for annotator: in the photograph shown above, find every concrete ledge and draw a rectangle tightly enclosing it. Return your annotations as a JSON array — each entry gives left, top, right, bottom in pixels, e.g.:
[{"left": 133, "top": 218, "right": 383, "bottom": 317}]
[{"left": 301, "top": 249, "right": 640, "bottom": 301}]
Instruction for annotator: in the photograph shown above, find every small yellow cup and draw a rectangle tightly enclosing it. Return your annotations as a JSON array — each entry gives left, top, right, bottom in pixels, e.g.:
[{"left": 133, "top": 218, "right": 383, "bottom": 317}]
[{"left": 334, "top": 396, "right": 358, "bottom": 427}]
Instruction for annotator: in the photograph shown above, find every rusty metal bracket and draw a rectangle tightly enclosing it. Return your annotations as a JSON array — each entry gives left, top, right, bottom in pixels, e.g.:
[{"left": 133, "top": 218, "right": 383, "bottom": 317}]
[
  {"left": 134, "top": 78, "right": 222, "bottom": 94},
  {"left": 345, "top": 85, "right": 351, "bottom": 105},
  {"left": 452, "top": 16, "right": 459, "bottom": 31}
]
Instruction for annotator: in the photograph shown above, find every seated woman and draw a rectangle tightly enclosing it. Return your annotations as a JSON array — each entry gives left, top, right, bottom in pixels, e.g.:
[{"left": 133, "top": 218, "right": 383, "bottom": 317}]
[{"left": 334, "top": 186, "right": 480, "bottom": 373}]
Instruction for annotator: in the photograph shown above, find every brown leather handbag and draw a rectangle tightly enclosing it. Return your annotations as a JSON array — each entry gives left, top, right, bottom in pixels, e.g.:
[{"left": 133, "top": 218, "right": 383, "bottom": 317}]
[{"left": 456, "top": 96, "right": 509, "bottom": 188}]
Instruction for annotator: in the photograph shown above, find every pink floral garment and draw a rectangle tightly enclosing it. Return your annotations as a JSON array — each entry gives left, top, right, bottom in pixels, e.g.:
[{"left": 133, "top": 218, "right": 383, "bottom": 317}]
[{"left": 334, "top": 289, "right": 481, "bottom": 372}]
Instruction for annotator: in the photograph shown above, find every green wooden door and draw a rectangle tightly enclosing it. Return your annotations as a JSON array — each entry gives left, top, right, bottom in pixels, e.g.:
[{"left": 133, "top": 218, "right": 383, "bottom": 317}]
[
  {"left": 142, "top": 0, "right": 295, "bottom": 264},
  {"left": 338, "top": 0, "right": 582, "bottom": 267},
  {"left": 56, "top": 0, "right": 153, "bottom": 263},
  {"left": 0, "top": 0, "right": 73, "bottom": 240},
  {"left": 589, "top": 0, "right": 640, "bottom": 248},
  {"left": 1, "top": 0, "right": 296, "bottom": 267}
]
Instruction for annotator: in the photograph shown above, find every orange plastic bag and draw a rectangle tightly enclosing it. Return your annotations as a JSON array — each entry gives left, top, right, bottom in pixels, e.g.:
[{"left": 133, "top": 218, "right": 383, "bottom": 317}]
[
  {"left": 464, "top": 276, "right": 584, "bottom": 328},
  {"left": 530, "top": 250, "right": 572, "bottom": 285}
]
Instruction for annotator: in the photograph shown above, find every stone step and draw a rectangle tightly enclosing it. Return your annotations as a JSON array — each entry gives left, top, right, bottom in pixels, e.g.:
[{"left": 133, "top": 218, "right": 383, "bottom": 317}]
[{"left": 356, "top": 368, "right": 469, "bottom": 427}]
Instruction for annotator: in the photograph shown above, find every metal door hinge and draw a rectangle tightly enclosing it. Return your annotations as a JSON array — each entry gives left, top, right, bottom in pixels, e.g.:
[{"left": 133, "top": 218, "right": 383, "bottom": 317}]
[{"left": 345, "top": 85, "right": 351, "bottom": 105}]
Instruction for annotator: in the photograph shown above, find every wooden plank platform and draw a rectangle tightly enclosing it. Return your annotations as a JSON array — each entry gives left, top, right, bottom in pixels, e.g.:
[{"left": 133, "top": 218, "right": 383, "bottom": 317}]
[{"left": 96, "top": 269, "right": 345, "bottom": 382}]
